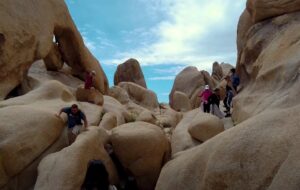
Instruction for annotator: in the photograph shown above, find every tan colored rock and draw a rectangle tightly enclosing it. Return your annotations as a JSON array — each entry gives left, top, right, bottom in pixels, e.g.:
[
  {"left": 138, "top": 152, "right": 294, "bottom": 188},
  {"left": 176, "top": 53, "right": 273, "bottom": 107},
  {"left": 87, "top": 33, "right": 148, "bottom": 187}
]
[
  {"left": 188, "top": 113, "right": 224, "bottom": 142},
  {"left": 155, "top": 104, "right": 182, "bottom": 129},
  {"left": 156, "top": 107, "right": 300, "bottom": 190},
  {"left": 110, "top": 122, "right": 169, "bottom": 190},
  {"left": 118, "top": 82, "right": 159, "bottom": 110},
  {"left": 28, "top": 60, "right": 84, "bottom": 93},
  {"left": 103, "top": 95, "right": 131, "bottom": 126},
  {"left": 99, "top": 112, "right": 117, "bottom": 130},
  {"left": 114, "top": 58, "right": 147, "bottom": 88},
  {"left": 247, "top": 0, "right": 300, "bottom": 23},
  {"left": 0, "top": 0, "right": 108, "bottom": 100},
  {"left": 136, "top": 110, "right": 157, "bottom": 125},
  {"left": 44, "top": 42, "right": 63, "bottom": 71},
  {"left": 108, "top": 85, "right": 130, "bottom": 104},
  {"left": 235, "top": 12, "right": 300, "bottom": 122},
  {"left": 220, "top": 63, "right": 234, "bottom": 77},
  {"left": 172, "top": 91, "right": 192, "bottom": 112},
  {"left": 211, "top": 61, "right": 223, "bottom": 81},
  {"left": 0, "top": 106, "right": 65, "bottom": 189},
  {"left": 171, "top": 109, "right": 202, "bottom": 156},
  {"left": 35, "top": 127, "right": 119, "bottom": 190},
  {"left": 76, "top": 86, "right": 104, "bottom": 106},
  {"left": 170, "top": 66, "right": 213, "bottom": 109}
]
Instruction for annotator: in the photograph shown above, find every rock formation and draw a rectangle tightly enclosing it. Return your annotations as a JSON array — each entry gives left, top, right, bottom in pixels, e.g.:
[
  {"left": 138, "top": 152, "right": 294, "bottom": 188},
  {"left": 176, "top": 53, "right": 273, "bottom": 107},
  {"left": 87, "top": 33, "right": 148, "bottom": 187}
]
[
  {"left": 114, "top": 58, "right": 147, "bottom": 88},
  {"left": 0, "top": 0, "right": 108, "bottom": 100}
]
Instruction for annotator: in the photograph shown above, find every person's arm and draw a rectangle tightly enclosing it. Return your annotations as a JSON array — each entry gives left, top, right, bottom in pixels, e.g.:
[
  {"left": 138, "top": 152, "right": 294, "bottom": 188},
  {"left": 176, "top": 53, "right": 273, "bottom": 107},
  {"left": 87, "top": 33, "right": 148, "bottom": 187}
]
[
  {"left": 82, "top": 112, "right": 88, "bottom": 128},
  {"left": 55, "top": 108, "right": 65, "bottom": 118}
]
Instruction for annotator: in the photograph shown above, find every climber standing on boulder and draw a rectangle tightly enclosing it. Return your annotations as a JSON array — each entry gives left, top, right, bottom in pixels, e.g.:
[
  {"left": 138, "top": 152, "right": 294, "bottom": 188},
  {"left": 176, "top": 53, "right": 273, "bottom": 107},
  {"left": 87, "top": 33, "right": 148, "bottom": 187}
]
[
  {"left": 55, "top": 104, "right": 88, "bottom": 145},
  {"left": 199, "top": 85, "right": 212, "bottom": 113},
  {"left": 209, "top": 88, "right": 225, "bottom": 119},
  {"left": 224, "top": 76, "right": 235, "bottom": 117},
  {"left": 230, "top": 68, "right": 240, "bottom": 92},
  {"left": 85, "top": 70, "right": 96, "bottom": 89}
]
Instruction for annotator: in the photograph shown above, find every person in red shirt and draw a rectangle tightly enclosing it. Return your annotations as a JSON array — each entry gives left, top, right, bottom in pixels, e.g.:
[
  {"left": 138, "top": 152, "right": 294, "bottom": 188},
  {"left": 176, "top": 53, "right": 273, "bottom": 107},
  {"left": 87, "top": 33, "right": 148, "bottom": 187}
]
[
  {"left": 84, "top": 70, "right": 96, "bottom": 89},
  {"left": 199, "top": 85, "right": 212, "bottom": 113}
]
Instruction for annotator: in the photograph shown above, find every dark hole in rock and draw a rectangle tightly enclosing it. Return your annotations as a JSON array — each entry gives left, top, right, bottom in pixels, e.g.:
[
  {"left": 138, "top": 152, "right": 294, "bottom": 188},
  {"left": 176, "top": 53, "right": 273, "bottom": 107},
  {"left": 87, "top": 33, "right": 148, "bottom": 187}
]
[{"left": 5, "top": 84, "right": 22, "bottom": 100}]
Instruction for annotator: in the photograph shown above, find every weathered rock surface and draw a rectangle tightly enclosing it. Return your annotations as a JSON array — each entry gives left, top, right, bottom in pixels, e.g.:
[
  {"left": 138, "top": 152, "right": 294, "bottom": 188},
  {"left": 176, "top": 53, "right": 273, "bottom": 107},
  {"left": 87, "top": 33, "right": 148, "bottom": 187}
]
[
  {"left": 44, "top": 42, "right": 64, "bottom": 71},
  {"left": 155, "top": 104, "right": 182, "bottom": 129},
  {"left": 247, "top": 0, "right": 300, "bottom": 23},
  {"left": 135, "top": 110, "right": 157, "bottom": 125},
  {"left": 103, "top": 95, "right": 131, "bottom": 126},
  {"left": 118, "top": 82, "right": 159, "bottom": 110},
  {"left": 212, "top": 61, "right": 224, "bottom": 81},
  {"left": 172, "top": 91, "right": 192, "bottom": 112},
  {"left": 0, "top": 0, "right": 108, "bottom": 100},
  {"left": 76, "top": 86, "right": 104, "bottom": 106},
  {"left": 156, "top": 107, "right": 300, "bottom": 190},
  {"left": 171, "top": 109, "right": 202, "bottom": 156},
  {"left": 99, "top": 112, "right": 117, "bottom": 130},
  {"left": 188, "top": 113, "right": 224, "bottom": 142},
  {"left": 35, "top": 127, "right": 119, "bottom": 190},
  {"left": 108, "top": 85, "right": 130, "bottom": 104},
  {"left": 110, "top": 122, "right": 169, "bottom": 190},
  {"left": 114, "top": 58, "right": 147, "bottom": 88},
  {"left": 235, "top": 12, "right": 300, "bottom": 122},
  {"left": 169, "top": 67, "right": 205, "bottom": 109}
]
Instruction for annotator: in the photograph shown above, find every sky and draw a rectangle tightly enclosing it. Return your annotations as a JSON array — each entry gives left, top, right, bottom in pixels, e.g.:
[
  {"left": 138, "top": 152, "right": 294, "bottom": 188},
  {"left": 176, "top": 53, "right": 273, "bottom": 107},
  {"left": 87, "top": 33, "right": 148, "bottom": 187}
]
[{"left": 65, "top": 0, "right": 247, "bottom": 103}]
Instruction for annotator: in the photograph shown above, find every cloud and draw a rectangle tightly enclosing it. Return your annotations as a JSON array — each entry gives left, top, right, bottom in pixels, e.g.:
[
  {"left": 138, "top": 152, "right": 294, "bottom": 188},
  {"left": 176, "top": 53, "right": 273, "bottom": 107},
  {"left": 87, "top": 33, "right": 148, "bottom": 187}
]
[
  {"left": 82, "top": 36, "right": 96, "bottom": 51},
  {"left": 105, "top": 0, "right": 246, "bottom": 69},
  {"left": 148, "top": 76, "right": 176, "bottom": 81}
]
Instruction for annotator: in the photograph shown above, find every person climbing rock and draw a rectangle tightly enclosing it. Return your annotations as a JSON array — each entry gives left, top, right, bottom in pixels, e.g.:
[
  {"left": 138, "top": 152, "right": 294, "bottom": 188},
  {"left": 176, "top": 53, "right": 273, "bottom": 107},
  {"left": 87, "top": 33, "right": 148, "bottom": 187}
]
[
  {"left": 55, "top": 104, "right": 88, "bottom": 145},
  {"left": 199, "top": 85, "right": 212, "bottom": 113},
  {"left": 224, "top": 76, "right": 235, "bottom": 117},
  {"left": 85, "top": 70, "right": 96, "bottom": 89},
  {"left": 209, "top": 88, "right": 225, "bottom": 119},
  {"left": 82, "top": 160, "right": 117, "bottom": 190},
  {"left": 230, "top": 68, "right": 240, "bottom": 92}
]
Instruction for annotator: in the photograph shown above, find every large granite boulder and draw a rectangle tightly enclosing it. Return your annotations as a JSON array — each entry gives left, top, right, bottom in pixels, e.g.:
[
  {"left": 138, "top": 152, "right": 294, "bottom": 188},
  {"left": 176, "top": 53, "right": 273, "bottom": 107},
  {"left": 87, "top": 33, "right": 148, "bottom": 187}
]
[
  {"left": 34, "top": 127, "right": 119, "bottom": 190},
  {"left": 118, "top": 82, "right": 159, "bottom": 110},
  {"left": 0, "top": 0, "right": 108, "bottom": 100},
  {"left": 114, "top": 58, "right": 147, "bottom": 88},
  {"left": 247, "top": 0, "right": 300, "bottom": 23},
  {"left": 110, "top": 122, "right": 169, "bottom": 190}
]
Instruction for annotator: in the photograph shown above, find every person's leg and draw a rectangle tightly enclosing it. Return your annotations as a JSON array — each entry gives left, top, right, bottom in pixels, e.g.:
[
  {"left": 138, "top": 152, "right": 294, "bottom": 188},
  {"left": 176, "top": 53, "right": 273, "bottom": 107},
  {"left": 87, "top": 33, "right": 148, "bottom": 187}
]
[
  {"left": 207, "top": 103, "right": 211, "bottom": 113},
  {"left": 69, "top": 125, "right": 82, "bottom": 145},
  {"left": 67, "top": 129, "right": 75, "bottom": 145}
]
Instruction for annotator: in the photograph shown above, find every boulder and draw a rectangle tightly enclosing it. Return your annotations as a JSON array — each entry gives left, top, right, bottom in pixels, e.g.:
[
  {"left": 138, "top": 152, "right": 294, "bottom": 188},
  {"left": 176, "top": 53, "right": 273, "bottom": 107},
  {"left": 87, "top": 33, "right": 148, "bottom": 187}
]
[
  {"left": 136, "top": 110, "right": 157, "bottom": 125},
  {"left": 34, "top": 127, "right": 119, "bottom": 190},
  {"left": 188, "top": 113, "right": 224, "bottom": 142},
  {"left": 211, "top": 62, "right": 223, "bottom": 81},
  {"left": 156, "top": 107, "right": 300, "bottom": 190},
  {"left": 235, "top": 12, "right": 300, "bottom": 123},
  {"left": 103, "top": 95, "right": 131, "bottom": 126},
  {"left": 76, "top": 86, "right": 104, "bottom": 106},
  {"left": 99, "top": 112, "right": 117, "bottom": 130},
  {"left": 0, "top": 0, "right": 108, "bottom": 100},
  {"left": 170, "top": 66, "right": 212, "bottom": 109},
  {"left": 172, "top": 91, "right": 192, "bottom": 112},
  {"left": 114, "top": 58, "right": 147, "bottom": 88},
  {"left": 247, "top": 0, "right": 300, "bottom": 23},
  {"left": 110, "top": 122, "right": 169, "bottom": 190},
  {"left": 108, "top": 85, "right": 130, "bottom": 104},
  {"left": 0, "top": 106, "right": 65, "bottom": 189},
  {"left": 155, "top": 104, "right": 182, "bottom": 129},
  {"left": 118, "top": 82, "right": 159, "bottom": 110},
  {"left": 171, "top": 109, "right": 202, "bottom": 156}
]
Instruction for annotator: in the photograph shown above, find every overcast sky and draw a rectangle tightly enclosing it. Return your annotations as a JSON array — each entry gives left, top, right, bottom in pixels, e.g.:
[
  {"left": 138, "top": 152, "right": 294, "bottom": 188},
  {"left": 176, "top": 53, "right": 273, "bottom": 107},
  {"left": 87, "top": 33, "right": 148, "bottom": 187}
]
[{"left": 66, "top": 0, "right": 246, "bottom": 102}]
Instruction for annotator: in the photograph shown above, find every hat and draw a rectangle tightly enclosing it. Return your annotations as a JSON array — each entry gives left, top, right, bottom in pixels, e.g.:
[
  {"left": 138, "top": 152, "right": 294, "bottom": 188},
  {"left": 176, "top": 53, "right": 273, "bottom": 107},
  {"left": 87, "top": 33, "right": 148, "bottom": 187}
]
[{"left": 205, "top": 85, "right": 209, "bottom": 90}]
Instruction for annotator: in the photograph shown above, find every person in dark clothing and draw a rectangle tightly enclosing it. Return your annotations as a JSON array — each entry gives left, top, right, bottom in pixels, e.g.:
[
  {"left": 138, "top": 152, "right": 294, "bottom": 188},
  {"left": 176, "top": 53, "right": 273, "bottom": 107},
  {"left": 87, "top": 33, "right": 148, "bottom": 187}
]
[
  {"left": 82, "top": 160, "right": 110, "bottom": 190},
  {"left": 56, "top": 104, "right": 88, "bottom": 144},
  {"left": 209, "top": 88, "right": 225, "bottom": 119},
  {"left": 224, "top": 76, "right": 234, "bottom": 117},
  {"left": 230, "top": 68, "right": 240, "bottom": 92}
]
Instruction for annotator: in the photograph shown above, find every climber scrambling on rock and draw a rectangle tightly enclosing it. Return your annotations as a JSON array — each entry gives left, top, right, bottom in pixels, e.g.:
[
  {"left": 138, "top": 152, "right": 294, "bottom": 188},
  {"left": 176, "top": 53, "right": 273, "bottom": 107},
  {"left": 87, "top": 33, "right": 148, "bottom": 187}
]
[{"left": 55, "top": 104, "right": 88, "bottom": 145}]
